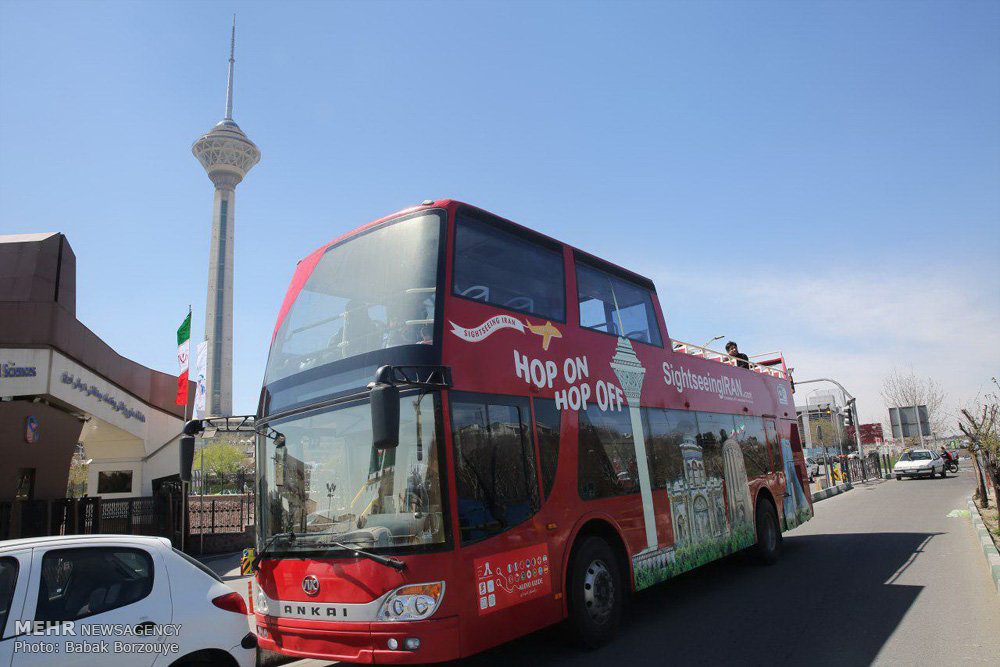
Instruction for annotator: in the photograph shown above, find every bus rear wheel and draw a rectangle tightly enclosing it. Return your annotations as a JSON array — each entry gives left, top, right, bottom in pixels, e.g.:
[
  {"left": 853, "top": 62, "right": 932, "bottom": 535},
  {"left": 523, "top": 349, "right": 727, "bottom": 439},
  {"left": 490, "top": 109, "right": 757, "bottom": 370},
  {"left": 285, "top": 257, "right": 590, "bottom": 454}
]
[
  {"left": 753, "top": 499, "right": 782, "bottom": 566},
  {"left": 566, "top": 536, "right": 623, "bottom": 649}
]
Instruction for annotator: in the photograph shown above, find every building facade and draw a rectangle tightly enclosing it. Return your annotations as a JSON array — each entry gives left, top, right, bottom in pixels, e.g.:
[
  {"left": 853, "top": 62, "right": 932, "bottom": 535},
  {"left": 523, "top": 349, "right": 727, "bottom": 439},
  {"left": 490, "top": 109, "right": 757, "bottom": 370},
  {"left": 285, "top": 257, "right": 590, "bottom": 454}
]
[{"left": 1, "top": 233, "right": 186, "bottom": 502}]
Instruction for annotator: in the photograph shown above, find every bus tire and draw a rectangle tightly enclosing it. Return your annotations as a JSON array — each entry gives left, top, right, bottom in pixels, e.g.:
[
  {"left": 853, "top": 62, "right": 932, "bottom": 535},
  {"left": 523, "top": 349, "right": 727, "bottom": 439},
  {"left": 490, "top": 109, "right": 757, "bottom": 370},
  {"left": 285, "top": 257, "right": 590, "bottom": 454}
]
[
  {"left": 753, "top": 499, "right": 782, "bottom": 566},
  {"left": 566, "top": 536, "right": 623, "bottom": 649}
]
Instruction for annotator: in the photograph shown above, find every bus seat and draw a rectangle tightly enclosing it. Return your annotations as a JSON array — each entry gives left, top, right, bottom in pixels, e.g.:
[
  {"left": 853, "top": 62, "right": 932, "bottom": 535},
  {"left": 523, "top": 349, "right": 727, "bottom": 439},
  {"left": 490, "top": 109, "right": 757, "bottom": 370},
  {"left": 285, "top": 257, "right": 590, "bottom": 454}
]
[
  {"left": 625, "top": 330, "right": 649, "bottom": 343},
  {"left": 504, "top": 296, "right": 534, "bottom": 312},
  {"left": 460, "top": 285, "right": 490, "bottom": 301}
]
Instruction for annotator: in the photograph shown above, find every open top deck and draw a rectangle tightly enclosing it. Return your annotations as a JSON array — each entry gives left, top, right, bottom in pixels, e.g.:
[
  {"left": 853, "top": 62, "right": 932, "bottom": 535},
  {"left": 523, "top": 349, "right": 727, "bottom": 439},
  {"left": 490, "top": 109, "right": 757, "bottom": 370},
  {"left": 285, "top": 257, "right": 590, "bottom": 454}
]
[{"left": 671, "top": 339, "right": 789, "bottom": 379}]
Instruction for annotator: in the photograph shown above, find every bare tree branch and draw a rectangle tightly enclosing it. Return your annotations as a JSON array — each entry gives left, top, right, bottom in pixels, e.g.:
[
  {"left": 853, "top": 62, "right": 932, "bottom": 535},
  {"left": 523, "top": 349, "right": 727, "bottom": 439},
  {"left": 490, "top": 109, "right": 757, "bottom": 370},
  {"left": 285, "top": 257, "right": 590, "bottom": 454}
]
[{"left": 881, "top": 367, "right": 949, "bottom": 436}]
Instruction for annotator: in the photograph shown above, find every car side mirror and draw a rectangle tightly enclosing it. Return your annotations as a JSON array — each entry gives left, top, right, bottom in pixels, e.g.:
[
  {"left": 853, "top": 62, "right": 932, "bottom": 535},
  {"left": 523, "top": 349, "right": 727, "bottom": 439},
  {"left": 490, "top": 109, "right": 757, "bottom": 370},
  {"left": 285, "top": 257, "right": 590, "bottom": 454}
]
[{"left": 371, "top": 382, "right": 400, "bottom": 450}]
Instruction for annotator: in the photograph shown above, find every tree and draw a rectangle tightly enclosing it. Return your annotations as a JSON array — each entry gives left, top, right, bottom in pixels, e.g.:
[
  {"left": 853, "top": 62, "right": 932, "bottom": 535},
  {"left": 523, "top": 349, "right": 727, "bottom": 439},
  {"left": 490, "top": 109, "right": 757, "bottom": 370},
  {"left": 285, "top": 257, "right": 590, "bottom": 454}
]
[
  {"left": 959, "top": 385, "right": 999, "bottom": 509},
  {"left": 881, "top": 368, "right": 948, "bottom": 447},
  {"left": 193, "top": 435, "right": 253, "bottom": 494},
  {"left": 66, "top": 459, "right": 89, "bottom": 497}
]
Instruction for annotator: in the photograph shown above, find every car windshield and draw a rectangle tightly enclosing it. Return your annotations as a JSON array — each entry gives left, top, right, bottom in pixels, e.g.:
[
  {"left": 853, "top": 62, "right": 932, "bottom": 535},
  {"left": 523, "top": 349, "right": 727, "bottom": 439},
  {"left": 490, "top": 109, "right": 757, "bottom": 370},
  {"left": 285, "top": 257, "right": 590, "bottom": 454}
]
[
  {"left": 264, "top": 211, "right": 443, "bottom": 385},
  {"left": 259, "top": 392, "right": 447, "bottom": 552},
  {"left": 901, "top": 451, "right": 932, "bottom": 461}
]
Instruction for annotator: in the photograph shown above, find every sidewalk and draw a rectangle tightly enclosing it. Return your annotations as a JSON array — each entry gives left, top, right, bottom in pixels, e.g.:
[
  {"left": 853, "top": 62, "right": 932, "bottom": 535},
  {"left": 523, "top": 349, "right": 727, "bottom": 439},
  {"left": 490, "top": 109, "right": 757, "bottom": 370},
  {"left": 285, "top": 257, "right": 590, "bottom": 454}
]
[{"left": 200, "top": 549, "right": 245, "bottom": 581}]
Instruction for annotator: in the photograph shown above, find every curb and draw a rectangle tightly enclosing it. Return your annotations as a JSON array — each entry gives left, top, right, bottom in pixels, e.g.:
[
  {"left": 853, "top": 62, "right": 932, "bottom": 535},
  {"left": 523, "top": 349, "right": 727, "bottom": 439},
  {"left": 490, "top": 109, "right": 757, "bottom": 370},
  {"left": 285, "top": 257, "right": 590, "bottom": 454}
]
[
  {"left": 967, "top": 496, "right": 1000, "bottom": 596},
  {"left": 812, "top": 482, "right": 853, "bottom": 503}
]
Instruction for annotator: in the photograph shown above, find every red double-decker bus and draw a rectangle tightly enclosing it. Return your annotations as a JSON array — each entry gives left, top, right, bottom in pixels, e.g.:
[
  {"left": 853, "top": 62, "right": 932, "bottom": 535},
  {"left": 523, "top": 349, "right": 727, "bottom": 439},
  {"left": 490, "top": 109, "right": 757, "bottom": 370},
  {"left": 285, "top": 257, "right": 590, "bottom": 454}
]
[{"left": 249, "top": 199, "right": 812, "bottom": 663}]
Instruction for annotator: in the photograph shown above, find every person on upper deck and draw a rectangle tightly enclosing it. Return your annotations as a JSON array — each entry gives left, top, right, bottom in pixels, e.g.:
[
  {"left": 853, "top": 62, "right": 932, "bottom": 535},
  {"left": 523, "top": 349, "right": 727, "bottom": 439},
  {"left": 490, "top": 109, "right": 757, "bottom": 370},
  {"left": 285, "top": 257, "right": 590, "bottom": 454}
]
[{"left": 726, "top": 341, "right": 751, "bottom": 369}]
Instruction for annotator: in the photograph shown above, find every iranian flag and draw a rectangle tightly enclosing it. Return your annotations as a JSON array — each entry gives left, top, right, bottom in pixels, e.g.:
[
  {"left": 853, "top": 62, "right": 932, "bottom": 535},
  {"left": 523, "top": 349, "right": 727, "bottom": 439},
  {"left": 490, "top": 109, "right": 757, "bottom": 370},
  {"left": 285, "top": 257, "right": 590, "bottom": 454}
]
[{"left": 176, "top": 310, "right": 191, "bottom": 405}]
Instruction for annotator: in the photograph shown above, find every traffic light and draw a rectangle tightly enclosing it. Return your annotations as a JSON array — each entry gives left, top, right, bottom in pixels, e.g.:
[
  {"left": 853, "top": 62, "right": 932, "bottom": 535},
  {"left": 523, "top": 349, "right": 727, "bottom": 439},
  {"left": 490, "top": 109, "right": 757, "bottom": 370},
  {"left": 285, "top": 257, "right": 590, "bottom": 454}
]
[{"left": 844, "top": 407, "right": 854, "bottom": 428}]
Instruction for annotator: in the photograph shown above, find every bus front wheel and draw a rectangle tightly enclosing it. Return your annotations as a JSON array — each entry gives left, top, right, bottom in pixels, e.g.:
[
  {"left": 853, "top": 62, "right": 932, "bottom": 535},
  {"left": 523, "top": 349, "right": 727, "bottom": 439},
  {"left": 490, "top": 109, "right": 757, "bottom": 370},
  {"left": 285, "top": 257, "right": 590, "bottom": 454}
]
[
  {"left": 753, "top": 499, "right": 782, "bottom": 566},
  {"left": 566, "top": 536, "right": 623, "bottom": 649}
]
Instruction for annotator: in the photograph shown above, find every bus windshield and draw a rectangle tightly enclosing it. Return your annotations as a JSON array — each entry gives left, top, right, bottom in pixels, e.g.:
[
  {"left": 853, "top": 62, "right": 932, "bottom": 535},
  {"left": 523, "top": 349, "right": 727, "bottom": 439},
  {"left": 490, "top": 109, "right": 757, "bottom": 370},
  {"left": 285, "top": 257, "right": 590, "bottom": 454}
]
[
  {"left": 259, "top": 392, "right": 447, "bottom": 552},
  {"left": 264, "top": 211, "right": 442, "bottom": 385}
]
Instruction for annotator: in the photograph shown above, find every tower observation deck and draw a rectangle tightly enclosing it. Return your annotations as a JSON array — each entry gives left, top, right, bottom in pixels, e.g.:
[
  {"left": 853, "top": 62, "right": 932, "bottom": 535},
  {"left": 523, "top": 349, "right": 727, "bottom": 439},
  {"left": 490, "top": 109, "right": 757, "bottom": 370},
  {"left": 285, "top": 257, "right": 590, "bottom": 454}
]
[{"left": 191, "top": 16, "right": 260, "bottom": 417}]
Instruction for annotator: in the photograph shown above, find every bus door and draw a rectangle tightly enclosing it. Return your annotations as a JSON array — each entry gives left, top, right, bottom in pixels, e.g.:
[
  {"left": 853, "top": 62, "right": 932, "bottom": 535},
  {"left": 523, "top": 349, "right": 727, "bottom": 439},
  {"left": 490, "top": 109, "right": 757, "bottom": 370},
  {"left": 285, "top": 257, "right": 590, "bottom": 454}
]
[{"left": 448, "top": 392, "right": 557, "bottom": 655}]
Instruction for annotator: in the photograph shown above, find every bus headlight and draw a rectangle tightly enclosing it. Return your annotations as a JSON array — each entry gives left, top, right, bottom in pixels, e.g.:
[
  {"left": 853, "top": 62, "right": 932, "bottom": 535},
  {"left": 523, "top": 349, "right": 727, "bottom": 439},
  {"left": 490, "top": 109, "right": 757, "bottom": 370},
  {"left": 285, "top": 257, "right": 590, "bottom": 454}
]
[
  {"left": 255, "top": 590, "right": 269, "bottom": 615},
  {"left": 376, "top": 582, "right": 445, "bottom": 621}
]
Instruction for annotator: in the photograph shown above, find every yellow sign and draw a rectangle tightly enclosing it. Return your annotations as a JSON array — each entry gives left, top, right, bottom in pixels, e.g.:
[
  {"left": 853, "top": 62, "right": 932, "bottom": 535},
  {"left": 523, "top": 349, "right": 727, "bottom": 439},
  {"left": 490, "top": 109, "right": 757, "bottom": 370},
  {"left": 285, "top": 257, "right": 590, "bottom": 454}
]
[
  {"left": 524, "top": 319, "right": 562, "bottom": 351},
  {"left": 240, "top": 548, "right": 255, "bottom": 576}
]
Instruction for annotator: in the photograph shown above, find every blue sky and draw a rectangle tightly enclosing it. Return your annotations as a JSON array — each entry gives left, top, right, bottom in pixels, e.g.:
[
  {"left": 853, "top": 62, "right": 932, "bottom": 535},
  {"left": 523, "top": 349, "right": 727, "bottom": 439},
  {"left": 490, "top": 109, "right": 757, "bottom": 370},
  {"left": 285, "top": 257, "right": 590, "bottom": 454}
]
[{"left": 2, "top": 0, "right": 997, "bottom": 426}]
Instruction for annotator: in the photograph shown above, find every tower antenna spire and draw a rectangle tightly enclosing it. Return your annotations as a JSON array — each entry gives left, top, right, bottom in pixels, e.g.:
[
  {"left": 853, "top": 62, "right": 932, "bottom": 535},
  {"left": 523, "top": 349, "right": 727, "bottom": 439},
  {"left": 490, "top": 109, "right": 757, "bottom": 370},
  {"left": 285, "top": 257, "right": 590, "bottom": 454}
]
[{"left": 225, "top": 14, "right": 236, "bottom": 120}]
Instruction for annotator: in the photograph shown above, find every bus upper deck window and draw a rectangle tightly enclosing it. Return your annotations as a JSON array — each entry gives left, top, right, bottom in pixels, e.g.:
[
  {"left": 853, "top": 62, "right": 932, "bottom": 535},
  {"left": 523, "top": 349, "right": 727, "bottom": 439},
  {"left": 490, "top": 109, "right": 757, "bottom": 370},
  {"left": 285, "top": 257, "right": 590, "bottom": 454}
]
[
  {"left": 575, "top": 261, "right": 662, "bottom": 346},
  {"left": 452, "top": 210, "right": 565, "bottom": 321}
]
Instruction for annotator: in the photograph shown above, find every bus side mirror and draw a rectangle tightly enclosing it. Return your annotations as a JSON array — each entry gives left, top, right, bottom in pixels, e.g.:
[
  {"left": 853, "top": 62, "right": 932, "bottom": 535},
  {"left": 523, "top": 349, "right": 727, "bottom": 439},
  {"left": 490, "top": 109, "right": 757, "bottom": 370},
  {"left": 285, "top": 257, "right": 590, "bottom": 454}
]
[
  {"left": 179, "top": 436, "right": 195, "bottom": 482},
  {"left": 371, "top": 382, "right": 400, "bottom": 449}
]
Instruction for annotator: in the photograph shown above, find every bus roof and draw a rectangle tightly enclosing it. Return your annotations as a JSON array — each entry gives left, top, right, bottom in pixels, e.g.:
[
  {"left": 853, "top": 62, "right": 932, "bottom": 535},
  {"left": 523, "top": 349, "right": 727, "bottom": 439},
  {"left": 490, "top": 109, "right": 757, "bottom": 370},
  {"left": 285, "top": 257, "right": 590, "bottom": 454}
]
[{"left": 272, "top": 199, "right": 657, "bottom": 341}]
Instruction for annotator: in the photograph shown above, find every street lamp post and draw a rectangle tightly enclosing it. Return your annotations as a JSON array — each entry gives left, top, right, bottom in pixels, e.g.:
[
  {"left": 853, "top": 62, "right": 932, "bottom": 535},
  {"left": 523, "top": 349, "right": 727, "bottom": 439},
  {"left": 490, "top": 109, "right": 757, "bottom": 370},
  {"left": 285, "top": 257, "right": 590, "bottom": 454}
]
[
  {"left": 702, "top": 334, "right": 725, "bottom": 349},
  {"left": 796, "top": 378, "right": 865, "bottom": 459}
]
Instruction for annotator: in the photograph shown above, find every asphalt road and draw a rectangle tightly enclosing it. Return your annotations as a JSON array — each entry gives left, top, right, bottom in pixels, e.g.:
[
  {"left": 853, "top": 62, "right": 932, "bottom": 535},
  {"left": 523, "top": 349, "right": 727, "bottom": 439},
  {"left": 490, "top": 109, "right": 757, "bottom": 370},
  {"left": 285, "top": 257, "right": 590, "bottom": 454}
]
[
  {"left": 280, "top": 467, "right": 1000, "bottom": 667},
  {"left": 452, "top": 467, "right": 1000, "bottom": 666}
]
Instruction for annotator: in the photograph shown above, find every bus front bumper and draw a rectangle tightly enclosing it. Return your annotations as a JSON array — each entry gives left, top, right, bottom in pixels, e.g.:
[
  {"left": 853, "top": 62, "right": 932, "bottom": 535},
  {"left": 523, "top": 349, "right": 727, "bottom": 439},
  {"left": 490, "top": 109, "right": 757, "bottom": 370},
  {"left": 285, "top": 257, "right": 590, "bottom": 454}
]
[{"left": 255, "top": 613, "right": 460, "bottom": 664}]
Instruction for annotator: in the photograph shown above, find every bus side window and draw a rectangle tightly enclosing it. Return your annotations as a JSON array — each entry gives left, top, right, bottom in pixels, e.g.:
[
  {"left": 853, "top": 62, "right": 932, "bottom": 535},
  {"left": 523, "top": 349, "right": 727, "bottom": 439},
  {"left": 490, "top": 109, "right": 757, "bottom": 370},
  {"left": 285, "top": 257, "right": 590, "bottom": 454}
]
[
  {"left": 575, "top": 261, "right": 662, "bottom": 346},
  {"left": 764, "top": 420, "right": 782, "bottom": 473},
  {"left": 735, "top": 416, "right": 768, "bottom": 478},
  {"left": 451, "top": 393, "right": 540, "bottom": 545},
  {"left": 578, "top": 408, "right": 638, "bottom": 500},
  {"left": 643, "top": 408, "right": 698, "bottom": 490},
  {"left": 452, "top": 209, "right": 566, "bottom": 321},
  {"left": 533, "top": 398, "right": 561, "bottom": 500}
]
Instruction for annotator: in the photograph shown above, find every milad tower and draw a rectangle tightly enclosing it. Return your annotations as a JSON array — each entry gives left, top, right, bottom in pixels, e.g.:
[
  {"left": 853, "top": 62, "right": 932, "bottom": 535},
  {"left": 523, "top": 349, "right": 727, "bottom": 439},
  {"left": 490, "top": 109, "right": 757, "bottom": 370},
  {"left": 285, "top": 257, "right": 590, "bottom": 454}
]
[{"left": 192, "top": 17, "right": 260, "bottom": 417}]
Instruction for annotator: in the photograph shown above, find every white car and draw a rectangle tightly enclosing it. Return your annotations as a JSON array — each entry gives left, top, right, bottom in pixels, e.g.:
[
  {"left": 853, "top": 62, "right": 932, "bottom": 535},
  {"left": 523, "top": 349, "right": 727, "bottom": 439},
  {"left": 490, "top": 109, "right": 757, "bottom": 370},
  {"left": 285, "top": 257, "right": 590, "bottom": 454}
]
[
  {"left": 0, "top": 535, "right": 255, "bottom": 666},
  {"left": 804, "top": 457, "right": 821, "bottom": 481},
  {"left": 893, "top": 449, "right": 945, "bottom": 480}
]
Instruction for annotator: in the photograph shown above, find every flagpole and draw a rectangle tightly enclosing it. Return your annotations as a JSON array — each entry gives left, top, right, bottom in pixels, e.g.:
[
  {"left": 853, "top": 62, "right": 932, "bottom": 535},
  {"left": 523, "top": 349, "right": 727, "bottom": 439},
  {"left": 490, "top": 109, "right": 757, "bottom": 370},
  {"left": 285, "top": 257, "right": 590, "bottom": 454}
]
[
  {"left": 178, "top": 306, "right": 192, "bottom": 553},
  {"left": 183, "top": 306, "right": 191, "bottom": 424}
]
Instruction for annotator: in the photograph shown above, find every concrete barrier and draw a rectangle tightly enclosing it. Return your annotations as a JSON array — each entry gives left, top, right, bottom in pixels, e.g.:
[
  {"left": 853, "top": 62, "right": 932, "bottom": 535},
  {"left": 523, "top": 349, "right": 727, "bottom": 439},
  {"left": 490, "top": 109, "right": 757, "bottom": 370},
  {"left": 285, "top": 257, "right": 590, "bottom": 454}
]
[
  {"left": 812, "top": 482, "right": 852, "bottom": 503},
  {"left": 967, "top": 496, "right": 1000, "bottom": 596}
]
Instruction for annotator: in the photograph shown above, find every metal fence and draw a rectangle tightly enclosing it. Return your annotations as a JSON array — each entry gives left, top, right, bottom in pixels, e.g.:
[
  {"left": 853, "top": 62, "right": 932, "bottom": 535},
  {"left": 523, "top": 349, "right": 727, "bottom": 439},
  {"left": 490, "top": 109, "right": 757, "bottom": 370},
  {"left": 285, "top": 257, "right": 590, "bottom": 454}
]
[
  {"left": 99, "top": 496, "right": 160, "bottom": 536},
  {"left": 843, "top": 453, "right": 883, "bottom": 483},
  {"left": 187, "top": 494, "right": 255, "bottom": 534},
  {"left": 48, "top": 497, "right": 101, "bottom": 536},
  {"left": 2, "top": 491, "right": 254, "bottom": 550}
]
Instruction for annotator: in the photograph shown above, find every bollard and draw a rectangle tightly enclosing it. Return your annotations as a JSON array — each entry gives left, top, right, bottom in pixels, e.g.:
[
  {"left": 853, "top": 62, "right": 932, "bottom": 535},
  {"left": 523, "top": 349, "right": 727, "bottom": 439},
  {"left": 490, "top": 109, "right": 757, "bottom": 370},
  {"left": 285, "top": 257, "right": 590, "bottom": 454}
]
[{"left": 248, "top": 580, "right": 254, "bottom": 615}]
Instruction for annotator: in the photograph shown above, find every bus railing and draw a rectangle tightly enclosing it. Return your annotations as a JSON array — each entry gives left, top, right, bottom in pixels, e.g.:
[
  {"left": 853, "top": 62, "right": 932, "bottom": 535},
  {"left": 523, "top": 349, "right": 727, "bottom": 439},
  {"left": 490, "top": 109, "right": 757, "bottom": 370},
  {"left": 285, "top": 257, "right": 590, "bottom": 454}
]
[{"left": 670, "top": 340, "right": 787, "bottom": 379}]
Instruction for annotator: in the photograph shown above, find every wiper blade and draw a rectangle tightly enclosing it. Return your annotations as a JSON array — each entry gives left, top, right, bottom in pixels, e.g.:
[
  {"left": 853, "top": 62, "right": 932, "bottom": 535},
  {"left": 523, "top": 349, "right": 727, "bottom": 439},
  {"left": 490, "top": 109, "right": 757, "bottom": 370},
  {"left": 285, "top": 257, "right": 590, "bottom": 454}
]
[
  {"left": 320, "top": 540, "right": 406, "bottom": 571},
  {"left": 252, "top": 531, "right": 296, "bottom": 571}
]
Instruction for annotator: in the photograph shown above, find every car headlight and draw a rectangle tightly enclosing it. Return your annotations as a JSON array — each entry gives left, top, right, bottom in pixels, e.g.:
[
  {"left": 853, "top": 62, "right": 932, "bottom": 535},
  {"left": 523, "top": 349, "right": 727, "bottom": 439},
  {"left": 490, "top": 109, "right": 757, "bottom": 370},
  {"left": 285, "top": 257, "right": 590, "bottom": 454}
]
[{"left": 376, "top": 582, "right": 445, "bottom": 621}]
